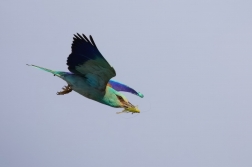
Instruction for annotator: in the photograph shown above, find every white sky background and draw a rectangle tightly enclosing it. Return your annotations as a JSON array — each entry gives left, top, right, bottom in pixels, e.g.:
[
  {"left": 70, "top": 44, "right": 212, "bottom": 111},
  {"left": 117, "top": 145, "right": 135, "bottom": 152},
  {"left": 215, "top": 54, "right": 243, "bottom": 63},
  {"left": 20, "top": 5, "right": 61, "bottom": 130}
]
[{"left": 1, "top": 0, "right": 252, "bottom": 166}]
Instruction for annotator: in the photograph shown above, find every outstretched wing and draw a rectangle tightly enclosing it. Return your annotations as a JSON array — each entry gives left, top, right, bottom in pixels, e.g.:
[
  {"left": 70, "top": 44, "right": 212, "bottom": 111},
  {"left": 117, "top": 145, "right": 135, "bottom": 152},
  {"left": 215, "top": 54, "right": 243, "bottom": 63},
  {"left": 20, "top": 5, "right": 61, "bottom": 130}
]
[
  {"left": 107, "top": 80, "right": 144, "bottom": 98},
  {"left": 67, "top": 33, "right": 116, "bottom": 91}
]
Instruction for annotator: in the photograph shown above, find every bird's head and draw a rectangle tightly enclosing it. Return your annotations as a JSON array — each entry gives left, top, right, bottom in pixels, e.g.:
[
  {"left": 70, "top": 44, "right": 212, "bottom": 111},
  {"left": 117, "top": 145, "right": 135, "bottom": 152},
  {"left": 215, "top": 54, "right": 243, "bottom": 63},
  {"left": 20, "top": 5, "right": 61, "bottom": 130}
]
[
  {"left": 109, "top": 90, "right": 140, "bottom": 114},
  {"left": 116, "top": 94, "right": 140, "bottom": 113}
]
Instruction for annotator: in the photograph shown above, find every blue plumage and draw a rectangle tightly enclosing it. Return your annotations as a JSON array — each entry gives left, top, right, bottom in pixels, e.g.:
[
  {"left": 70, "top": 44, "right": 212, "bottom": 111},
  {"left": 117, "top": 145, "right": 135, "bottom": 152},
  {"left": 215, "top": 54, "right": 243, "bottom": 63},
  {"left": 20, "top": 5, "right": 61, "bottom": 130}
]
[
  {"left": 28, "top": 33, "right": 143, "bottom": 114},
  {"left": 108, "top": 80, "right": 144, "bottom": 98},
  {"left": 67, "top": 33, "right": 110, "bottom": 75}
]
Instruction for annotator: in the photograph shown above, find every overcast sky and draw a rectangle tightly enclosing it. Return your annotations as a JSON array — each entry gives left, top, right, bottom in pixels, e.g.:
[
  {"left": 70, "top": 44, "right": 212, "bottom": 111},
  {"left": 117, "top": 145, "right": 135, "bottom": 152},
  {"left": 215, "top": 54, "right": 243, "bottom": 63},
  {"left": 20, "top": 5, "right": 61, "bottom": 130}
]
[{"left": 1, "top": 0, "right": 252, "bottom": 167}]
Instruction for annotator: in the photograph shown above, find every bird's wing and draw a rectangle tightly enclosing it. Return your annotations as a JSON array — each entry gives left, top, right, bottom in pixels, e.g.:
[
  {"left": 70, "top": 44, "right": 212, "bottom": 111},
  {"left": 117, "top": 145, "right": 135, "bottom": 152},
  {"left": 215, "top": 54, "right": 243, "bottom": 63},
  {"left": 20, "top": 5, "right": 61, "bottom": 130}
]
[
  {"left": 67, "top": 33, "right": 116, "bottom": 91},
  {"left": 107, "top": 80, "right": 144, "bottom": 98}
]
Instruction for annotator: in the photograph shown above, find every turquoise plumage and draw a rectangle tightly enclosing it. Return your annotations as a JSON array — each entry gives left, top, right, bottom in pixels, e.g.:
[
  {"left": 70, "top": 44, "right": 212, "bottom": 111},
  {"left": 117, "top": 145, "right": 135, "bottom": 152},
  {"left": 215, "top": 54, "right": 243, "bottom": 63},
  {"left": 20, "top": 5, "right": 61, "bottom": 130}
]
[{"left": 28, "top": 33, "right": 143, "bottom": 114}]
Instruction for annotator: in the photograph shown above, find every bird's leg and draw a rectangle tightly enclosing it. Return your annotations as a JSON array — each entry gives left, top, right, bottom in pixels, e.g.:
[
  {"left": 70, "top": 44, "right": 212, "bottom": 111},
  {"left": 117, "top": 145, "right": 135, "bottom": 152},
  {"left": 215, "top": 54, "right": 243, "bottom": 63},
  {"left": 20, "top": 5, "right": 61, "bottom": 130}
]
[{"left": 57, "top": 85, "right": 72, "bottom": 95}]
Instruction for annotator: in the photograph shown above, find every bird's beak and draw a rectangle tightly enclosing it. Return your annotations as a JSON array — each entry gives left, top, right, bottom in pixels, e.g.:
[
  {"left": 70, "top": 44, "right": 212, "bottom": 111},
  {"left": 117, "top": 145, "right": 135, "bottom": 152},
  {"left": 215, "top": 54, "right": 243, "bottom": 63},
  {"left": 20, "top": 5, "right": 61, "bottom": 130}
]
[
  {"left": 123, "top": 101, "right": 140, "bottom": 114},
  {"left": 124, "top": 105, "right": 140, "bottom": 114}
]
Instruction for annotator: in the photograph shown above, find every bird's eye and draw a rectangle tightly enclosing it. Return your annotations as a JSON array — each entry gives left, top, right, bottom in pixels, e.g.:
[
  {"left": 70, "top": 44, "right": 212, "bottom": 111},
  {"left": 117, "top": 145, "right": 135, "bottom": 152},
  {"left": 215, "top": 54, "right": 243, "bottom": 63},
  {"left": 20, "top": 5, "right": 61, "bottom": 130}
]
[{"left": 116, "top": 95, "right": 125, "bottom": 103}]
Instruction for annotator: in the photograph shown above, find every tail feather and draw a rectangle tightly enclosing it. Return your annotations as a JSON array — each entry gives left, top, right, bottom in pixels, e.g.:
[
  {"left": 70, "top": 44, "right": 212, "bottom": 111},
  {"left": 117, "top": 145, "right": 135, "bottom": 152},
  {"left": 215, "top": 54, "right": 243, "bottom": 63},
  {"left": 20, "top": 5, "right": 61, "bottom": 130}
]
[{"left": 26, "top": 64, "right": 63, "bottom": 77}]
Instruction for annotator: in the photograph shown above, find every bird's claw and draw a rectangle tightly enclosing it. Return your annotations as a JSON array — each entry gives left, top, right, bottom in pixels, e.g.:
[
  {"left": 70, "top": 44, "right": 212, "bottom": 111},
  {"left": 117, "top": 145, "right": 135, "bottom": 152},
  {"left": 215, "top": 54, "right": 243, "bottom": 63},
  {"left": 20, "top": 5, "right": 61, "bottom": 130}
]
[{"left": 57, "top": 85, "right": 72, "bottom": 95}]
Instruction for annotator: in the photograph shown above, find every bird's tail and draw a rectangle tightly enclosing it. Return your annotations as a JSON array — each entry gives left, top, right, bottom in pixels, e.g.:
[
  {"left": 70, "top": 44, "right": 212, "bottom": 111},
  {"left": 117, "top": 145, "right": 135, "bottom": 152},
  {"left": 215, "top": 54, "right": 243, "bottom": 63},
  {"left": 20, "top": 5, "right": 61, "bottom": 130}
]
[{"left": 26, "top": 64, "right": 65, "bottom": 77}]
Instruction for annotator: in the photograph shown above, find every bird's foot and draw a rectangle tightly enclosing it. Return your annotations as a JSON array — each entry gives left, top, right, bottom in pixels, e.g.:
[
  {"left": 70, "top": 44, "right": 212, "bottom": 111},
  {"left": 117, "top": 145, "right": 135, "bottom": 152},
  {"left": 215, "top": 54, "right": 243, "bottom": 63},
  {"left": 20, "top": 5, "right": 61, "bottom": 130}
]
[{"left": 57, "top": 85, "right": 72, "bottom": 95}]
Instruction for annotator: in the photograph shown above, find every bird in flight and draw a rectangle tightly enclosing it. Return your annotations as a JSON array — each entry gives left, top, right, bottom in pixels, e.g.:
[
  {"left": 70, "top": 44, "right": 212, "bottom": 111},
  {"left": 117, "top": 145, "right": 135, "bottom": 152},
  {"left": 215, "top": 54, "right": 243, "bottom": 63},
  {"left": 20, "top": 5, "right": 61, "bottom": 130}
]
[{"left": 27, "top": 33, "right": 143, "bottom": 114}]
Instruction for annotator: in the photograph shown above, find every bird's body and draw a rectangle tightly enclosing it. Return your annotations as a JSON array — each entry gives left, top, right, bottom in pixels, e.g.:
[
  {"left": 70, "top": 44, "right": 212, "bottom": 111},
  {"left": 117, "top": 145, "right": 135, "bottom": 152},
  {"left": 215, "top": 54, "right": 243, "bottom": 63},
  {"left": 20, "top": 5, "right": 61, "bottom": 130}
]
[
  {"left": 59, "top": 72, "right": 126, "bottom": 107},
  {"left": 28, "top": 33, "right": 143, "bottom": 113},
  {"left": 60, "top": 72, "right": 104, "bottom": 102}
]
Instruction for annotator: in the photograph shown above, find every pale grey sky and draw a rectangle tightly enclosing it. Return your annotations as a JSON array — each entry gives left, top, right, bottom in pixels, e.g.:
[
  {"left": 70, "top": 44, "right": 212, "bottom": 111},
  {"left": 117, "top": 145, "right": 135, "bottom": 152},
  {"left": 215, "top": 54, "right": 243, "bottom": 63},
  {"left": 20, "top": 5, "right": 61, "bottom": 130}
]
[{"left": 1, "top": 0, "right": 252, "bottom": 167}]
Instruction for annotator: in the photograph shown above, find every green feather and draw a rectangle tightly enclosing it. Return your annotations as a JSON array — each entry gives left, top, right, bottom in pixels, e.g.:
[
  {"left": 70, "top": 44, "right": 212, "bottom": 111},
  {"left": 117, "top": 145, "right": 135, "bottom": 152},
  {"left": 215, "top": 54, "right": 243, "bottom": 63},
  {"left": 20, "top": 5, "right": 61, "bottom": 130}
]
[{"left": 26, "top": 64, "right": 64, "bottom": 77}]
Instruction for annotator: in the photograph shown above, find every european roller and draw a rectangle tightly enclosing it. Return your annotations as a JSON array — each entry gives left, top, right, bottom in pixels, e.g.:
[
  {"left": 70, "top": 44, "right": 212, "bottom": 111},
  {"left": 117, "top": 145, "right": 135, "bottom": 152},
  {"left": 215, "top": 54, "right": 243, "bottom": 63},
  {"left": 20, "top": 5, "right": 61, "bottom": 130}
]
[{"left": 27, "top": 33, "right": 143, "bottom": 114}]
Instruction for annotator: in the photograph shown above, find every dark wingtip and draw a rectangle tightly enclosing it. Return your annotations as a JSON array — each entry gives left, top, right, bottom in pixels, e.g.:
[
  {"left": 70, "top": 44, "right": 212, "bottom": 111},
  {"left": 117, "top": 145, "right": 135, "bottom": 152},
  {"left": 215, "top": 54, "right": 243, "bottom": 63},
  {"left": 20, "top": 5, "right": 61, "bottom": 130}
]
[
  {"left": 89, "top": 35, "right": 97, "bottom": 48},
  {"left": 67, "top": 33, "right": 100, "bottom": 74}
]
